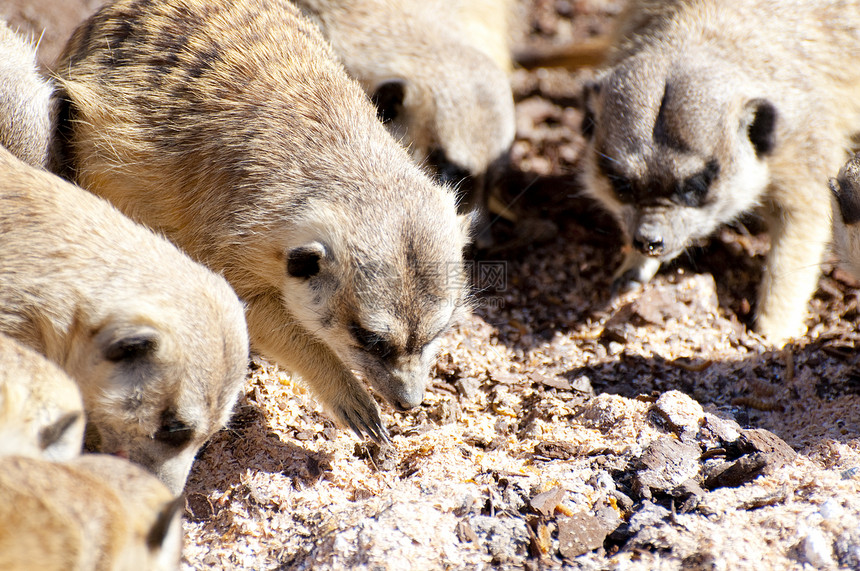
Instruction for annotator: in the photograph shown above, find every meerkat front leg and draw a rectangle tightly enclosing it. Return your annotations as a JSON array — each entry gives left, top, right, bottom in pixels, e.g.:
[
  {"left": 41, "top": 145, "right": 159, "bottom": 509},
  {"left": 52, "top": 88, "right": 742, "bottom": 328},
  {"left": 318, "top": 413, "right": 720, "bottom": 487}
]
[
  {"left": 611, "top": 249, "right": 663, "bottom": 295},
  {"left": 754, "top": 180, "right": 832, "bottom": 344},
  {"left": 244, "top": 293, "right": 388, "bottom": 442}
]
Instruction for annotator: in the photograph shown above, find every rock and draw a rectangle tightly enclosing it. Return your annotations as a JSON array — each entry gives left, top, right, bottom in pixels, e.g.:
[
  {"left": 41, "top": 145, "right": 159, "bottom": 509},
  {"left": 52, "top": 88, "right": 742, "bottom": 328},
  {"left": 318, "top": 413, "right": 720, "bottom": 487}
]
[
  {"left": 558, "top": 512, "right": 611, "bottom": 558},
  {"left": 633, "top": 437, "right": 702, "bottom": 499},
  {"left": 626, "top": 501, "right": 671, "bottom": 536},
  {"left": 802, "top": 527, "right": 836, "bottom": 569},
  {"left": 704, "top": 453, "right": 769, "bottom": 489},
  {"left": 699, "top": 413, "right": 742, "bottom": 448},
  {"left": 578, "top": 394, "right": 634, "bottom": 431},
  {"left": 456, "top": 520, "right": 479, "bottom": 544},
  {"left": 470, "top": 516, "right": 531, "bottom": 561},
  {"left": 534, "top": 440, "right": 580, "bottom": 460},
  {"left": 594, "top": 505, "right": 622, "bottom": 532},
  {"left": 528, "top": 371, "right": 571, "bottom": 390},
  {"left": 652, "top": 391, "right": 706, "bottom": 436},
  {"left": 569, "top": 375, "right": 595, "bottom": 396},
  {"left": 186, "top": 492, "right": 214, "bottom": 522},
  {"left": 734, "top": 428, "right": 797, "bottom": 461},
  {"left": 530, "top": 486, "right": 565, "bottom": 517},
  {"left": 834, "top": 531, "right": 860, "bottom": 569}
]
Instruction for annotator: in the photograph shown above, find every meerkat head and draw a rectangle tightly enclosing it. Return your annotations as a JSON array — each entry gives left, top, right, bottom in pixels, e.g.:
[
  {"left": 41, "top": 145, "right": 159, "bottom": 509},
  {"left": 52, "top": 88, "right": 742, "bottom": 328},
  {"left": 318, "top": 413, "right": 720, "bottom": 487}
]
[
  {"left": 280, "top": 183, "right": 471, "bottom": 412},
  {"left": 366, "top": 46, "right": 515, "bottom": 211},
  {"left": 581, "top": 54, "right": 777, "bottom": 263},
  {"left": 71, "top": 454, "right": 184, "bottom": 570},
  {"left": 64, "top": 294, "right": 249, "bottom": 495},
  {"left": 830, "top": 153, "right": 860, "bottom": 280},
  {"left": 0, "top": 335, "right": 85, "bottom": 462}
]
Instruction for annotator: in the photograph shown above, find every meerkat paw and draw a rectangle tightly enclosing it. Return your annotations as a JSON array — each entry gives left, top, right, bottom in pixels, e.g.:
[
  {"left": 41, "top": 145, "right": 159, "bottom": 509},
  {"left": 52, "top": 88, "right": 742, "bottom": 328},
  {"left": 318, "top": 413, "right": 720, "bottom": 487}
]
[
  {"left": 753, "top": 313, "right": 806, "bottom": 347},
  {"left": 610, "top": 252, "right": 661, "bottom": 296},
  {"left": 331, "top": 389, "right": 390, "bottom": 444}
]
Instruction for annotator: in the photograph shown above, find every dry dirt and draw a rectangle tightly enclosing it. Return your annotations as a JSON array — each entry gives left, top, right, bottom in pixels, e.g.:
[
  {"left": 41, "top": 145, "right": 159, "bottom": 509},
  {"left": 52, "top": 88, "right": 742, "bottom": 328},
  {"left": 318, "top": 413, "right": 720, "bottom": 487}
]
[{"left": 4, "top": 0, "right": 860, "bottom": 569}]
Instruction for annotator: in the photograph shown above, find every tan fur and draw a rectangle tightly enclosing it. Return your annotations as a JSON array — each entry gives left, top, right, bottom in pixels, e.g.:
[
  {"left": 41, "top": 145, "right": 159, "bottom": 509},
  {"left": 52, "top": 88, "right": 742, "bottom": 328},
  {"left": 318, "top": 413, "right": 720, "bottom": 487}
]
[
  {"left": 830, "top": 153, "right": 860, "bottom": 280},
  {"left": 0, "top": 21, "right": 54, "bottom": 168},
  {"left": 53, "top": 0, "right": 469, "bottom": 441},
  {"left": 295, "top": 0, "right": 516, "bottom": 217},
  {"left": 0, "top": 454, "right": 182, "bottom": 571},
  {"left": 0, "top": 145, "right": 249, "bottom": 494},
  {"left": 0, "top": 333, "right": 84, "bottom": 462},
  {"left": 580, "top": 0, "right": 860, "bottom": 344}
]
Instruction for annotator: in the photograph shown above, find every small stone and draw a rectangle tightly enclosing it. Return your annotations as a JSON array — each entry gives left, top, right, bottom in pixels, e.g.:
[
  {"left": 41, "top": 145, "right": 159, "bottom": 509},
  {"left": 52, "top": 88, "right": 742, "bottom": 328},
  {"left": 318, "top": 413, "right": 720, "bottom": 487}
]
[
  {"left": 185, "top": 493, "right": 214, "bottom": 522},
  {"left": 834, "top": 531, "right": 860, "bottom": 568},
  {"left": 625, "top": 502, "right": 671, "bottom": 536},
  {"left": 534, "top": 440, "right": 580, "bottom": 460},
  {"left": 699, "top": 413, "right": 742, "bottom": 447},
  {"left": 558, "top": 512, "right": 610, "bottom": 558},
  {"left": 633, "top": 437, "right": 702, "bottom": 498},
  {"left": 529, "top": 372, "right": 571, "bottom": 390},
  {"left": 802, "top": 527, "right": 836, "bottom": 569},
  {"left": 653, "top": 391, "right": 705, "bottom": 435},
  {"left": 704, "top": 453, "right": 769, "bottom": 489},
  {"left": 455, "top": 377, "right": 480, "bottom": 400},
  {"left": 569, "top": 375, "right": 594, "bottom": 396},
  {"left": 456, "top": 520, "right": 479, "bottom": 543},
  {"left": 530, "top": 486, "right": 566, "bottom": 517},
  {"left": 735, "top": 428, "right": 797, "bottom": 461},
  {"left": 819, "top": 499, "right": 843, "bottom": 521}
]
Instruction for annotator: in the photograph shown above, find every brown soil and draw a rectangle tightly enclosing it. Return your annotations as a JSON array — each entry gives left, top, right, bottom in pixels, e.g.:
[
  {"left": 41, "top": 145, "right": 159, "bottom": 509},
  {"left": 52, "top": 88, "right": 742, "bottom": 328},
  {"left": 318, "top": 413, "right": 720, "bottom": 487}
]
[{"left": 6, "top": 0, "right": 860, "bottom": 569}]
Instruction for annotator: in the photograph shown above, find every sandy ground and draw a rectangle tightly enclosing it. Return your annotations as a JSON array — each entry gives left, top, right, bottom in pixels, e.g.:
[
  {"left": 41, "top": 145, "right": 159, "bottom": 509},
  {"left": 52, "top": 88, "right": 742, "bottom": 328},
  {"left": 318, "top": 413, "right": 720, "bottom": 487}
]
[{"left": 3, "top": 0, "right": 860, "bottom": 569}]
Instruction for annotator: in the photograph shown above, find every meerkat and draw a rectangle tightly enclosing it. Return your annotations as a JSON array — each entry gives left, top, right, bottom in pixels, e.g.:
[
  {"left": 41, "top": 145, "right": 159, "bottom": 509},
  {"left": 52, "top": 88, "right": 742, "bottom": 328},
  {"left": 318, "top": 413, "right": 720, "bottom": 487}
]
[
  {"left": 0, "top": 454, "right": 182, "bottom": 571},
  {"left": 829, "top": 153, "right": 860, "bottom": 280},
  {"left": 0, "top": 333, "right": 85, "bottom": 462},
  {"left": 0, "top": 145, "right": 250, "bottom": 495},
  {"left": 579, "top": 0, "right": 860, "bottom": 344},
  {"left": 52, "top": 0, "right": 470, "bottom": 442},
  {"left": 0, "top": 21, "right": 54, "bottom": 168},
  {"left": 294, "top": 0, "right": 516, "bottom": 226}
]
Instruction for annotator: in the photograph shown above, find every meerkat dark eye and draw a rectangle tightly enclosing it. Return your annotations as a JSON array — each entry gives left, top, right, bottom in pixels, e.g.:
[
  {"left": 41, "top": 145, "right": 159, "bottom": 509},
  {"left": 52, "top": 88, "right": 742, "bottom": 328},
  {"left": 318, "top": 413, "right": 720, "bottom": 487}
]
[
  {"left": 676, "top": 159, "right": 720, "bottom": 207},
  {"left": 154, "top": 414, "right": 194, "bottom": 448},
  {"left": 349, "top": 324, "right": 395, "bottom": 360},
  {"left": 103, "top": 330, "right": 158, "bottom": 362},
  {"left": 597, "top": 154, "right": 634, "bottom": 203},
  {"left": 371, "top": 80, "right": 406, "bottom": 124}
]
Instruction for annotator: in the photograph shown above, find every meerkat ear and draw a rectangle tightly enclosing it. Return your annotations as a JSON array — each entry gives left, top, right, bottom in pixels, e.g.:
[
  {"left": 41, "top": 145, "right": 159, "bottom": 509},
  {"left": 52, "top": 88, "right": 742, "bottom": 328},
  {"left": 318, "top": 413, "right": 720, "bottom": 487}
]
[
  {"left": 371, "top": 79, "right": 406, "bottom": 124},
  {"left": 147, "top": 496, "right": 184, "bottom": 552},
  {"left": 97, "top": 324, "right": 160, "bottom": 363},
  {"left": 38, "top": 411, "right": 84, "bottom": 457},
  {"left": 287, "top": 242, "right": 327, "bottom": 278},
  {"left": 580, "top": 80, "right": 601, "bottom": 140},
  {"left": 744, "top": 99, "right": 777, "bottom": 157}
]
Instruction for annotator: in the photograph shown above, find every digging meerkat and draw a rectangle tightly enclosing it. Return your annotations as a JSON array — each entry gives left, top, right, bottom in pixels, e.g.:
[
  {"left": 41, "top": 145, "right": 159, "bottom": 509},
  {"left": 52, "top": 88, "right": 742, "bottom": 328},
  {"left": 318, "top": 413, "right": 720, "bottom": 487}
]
[
  {"left": 580, "top": 0, "right": 860, "bottom": 344},
  {"left": 292, "top": 0, "right": 517, "bottom": 234},
  {"left": 0, "top": 454, "right": 183, "bottom": 571},
  {"left": 830, "top": 153, "right": 860, "bottom": 280},
  {"left": 0, "top": 145, "right": 249, "bottom": 495},
  {"left": 0, "top": 333, "right": 85, "bottom": 462},
  {"left": 53, "top": 0, "right": 470, "bottom": 441},
  {"left": 0, "top": 21, "right": 54, "bottom": 168}
]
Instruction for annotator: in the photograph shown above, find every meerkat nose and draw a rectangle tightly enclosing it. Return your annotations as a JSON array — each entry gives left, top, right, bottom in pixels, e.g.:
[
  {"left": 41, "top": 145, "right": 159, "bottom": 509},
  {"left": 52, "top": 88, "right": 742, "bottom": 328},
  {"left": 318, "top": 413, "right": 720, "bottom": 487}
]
[{"left": 633, "top": 234, "right": 664, "bottom": 257}]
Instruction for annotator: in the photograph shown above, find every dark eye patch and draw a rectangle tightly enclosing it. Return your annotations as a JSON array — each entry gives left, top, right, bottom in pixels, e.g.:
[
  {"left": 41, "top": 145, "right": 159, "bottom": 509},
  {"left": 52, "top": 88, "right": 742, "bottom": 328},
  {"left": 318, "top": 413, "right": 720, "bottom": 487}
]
[
  {"left": 676, "top": 159, "right": 720, "bottom": 207},
  {"left": 154, "top": 412, "right": 194, "bottom": 448},
  {"left": 349, "top": 323, "right": 396, "bottom": 360},
  {"left": 597, "top": 153, "right": 634, "bottom": 203}
]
